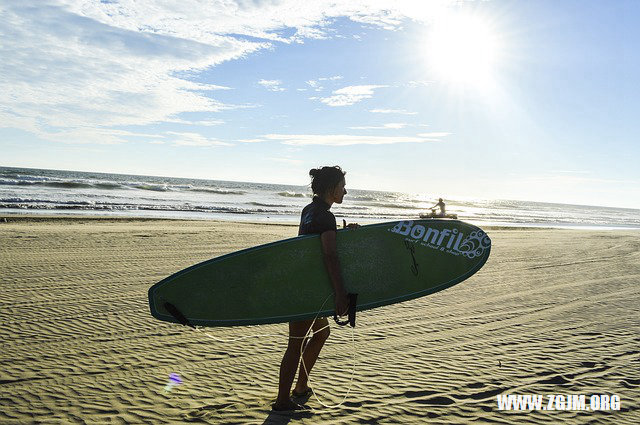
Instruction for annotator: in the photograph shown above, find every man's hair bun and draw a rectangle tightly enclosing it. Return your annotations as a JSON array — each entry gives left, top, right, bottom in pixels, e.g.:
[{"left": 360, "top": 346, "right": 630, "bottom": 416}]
[{"left": 308, "top": 166, "right": 345, "bottom": 196}]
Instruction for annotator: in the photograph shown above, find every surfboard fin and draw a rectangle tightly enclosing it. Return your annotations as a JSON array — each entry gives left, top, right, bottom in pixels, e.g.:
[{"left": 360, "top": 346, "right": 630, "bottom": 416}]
[
  {"left": 164, "top": 301, "right": 195, "bottom": 329},
  {"left": 334, "top": 293, "right": 358, "bottom": 328}
]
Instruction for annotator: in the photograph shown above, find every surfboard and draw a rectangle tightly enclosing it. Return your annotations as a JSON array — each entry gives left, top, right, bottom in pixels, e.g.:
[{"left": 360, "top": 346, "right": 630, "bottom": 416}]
[
  {"left": 419, "top": 212, "right": 458, "bottom": 219},
  {"left": 148, "top": 219, "right": 491, "bottom": 327}
]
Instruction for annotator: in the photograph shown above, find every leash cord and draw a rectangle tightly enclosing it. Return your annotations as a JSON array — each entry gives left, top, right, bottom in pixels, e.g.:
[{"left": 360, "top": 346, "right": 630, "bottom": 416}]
[{"left": 192, "top": 293, "right": 357, "bottom": 411}]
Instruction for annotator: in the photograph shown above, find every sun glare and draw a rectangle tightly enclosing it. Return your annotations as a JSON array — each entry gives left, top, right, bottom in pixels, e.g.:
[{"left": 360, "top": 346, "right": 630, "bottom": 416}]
[{"left": 425, "top": 12, "right": 501, "bottom": 88}]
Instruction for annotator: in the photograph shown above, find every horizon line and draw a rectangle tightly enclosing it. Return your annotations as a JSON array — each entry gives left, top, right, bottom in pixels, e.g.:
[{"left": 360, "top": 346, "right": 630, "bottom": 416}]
[{"left": 1, "top": 164, "right": 638, "bottom": 212}]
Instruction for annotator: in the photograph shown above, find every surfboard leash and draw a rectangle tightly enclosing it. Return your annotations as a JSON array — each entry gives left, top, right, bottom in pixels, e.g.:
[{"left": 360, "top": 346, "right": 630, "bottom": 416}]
[
  {"left": 188, "top": 292, "right": 359, "bottom": 412},
  {"left": 297, "top": 293, "right": 358, "bottom": 411}
]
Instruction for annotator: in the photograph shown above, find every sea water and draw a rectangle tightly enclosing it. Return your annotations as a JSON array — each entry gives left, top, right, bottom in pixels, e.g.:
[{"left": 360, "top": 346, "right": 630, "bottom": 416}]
[{"left": 1, "top": 166, "right": 639, "bottom": 229}]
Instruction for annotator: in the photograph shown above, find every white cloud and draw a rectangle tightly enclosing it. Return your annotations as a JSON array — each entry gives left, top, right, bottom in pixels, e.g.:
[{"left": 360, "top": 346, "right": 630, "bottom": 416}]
[
  {"left": 305, "top": 75, "right": 343, "bottom": 92},
  {"left": 268, "top": 157, "right": 304, "bottom": 165},
  {"left": 305, "top": 81, "right": 322, "bottom": 92},
  {"left": 165, "top": 131, "right": 232, "bottom": 147},
  {"left": 349, "top": 13, "right": 403, "bottom": 31},
  {"left": 369, "top": 109, "right": 418, "bottom": 115},
  {"left": 417, "top": 132, "right": 452, "bottom": 138},
  {"left": 185, "top": 83, "right": 233, "bottom": 91},
  {"left": 407, "top": 80, "right": 434, "bottom": 87},
  {"left": 349, "top": 123, "right": 409, "bottom": 130},
  {"left": 36, "top": 128, "right": 149, "bottom": 145},
  {"left": 258, "top": 79, "right": 286, "bottom": 92},
  {"left": 0, "top": 2, "right": 261, "bottom": 139},
  {"left": 318, "top": 85, "right": 388, "bottom": 107},
  {"left": 552, "top": 170, "right": 590, "bottom": 174},
  {"left": 163, "top": 118, "right": 225, "bottom": 126},
  {"left": 33, "top": 125, "right": 237, "bottom": 147},
  {"left": 264, "top": 133, "right": 445, "bottom": 146},
  {"left": 1, "top": 1, "right": 457, "bottom": 144}
]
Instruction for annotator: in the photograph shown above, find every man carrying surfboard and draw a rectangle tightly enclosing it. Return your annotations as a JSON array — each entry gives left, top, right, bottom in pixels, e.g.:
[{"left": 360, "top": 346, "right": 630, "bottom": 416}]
[{"left": 273, "top": 165, "right": 358, "bottom": 411}]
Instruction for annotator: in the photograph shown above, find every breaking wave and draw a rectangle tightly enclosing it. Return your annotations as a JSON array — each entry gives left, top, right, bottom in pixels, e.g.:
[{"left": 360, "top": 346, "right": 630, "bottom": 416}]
[{"left": 277, "top": 191, "right": 309, "bottom": 198}]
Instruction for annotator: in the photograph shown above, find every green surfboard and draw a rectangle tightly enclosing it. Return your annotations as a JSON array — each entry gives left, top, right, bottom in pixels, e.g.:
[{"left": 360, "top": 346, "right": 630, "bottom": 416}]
[{"left": 148, "top": 219, "right": 491, "bottom": 327}]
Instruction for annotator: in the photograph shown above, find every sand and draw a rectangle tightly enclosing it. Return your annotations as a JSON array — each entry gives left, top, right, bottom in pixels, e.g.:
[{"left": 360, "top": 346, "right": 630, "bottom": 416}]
[{"left": 1, "top": 216, "right": 638, "bottom": 424}]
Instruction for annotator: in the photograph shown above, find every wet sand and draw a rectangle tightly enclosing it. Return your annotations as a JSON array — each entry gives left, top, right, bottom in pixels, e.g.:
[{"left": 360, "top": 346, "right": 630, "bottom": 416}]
[{"left": 1, "top": 216, "right": 639, "bottom": 424}]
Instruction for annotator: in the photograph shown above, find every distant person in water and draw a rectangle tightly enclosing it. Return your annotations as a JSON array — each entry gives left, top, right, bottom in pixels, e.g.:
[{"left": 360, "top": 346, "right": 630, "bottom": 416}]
[
  {"left": 273, "top": 165, "right": 359, "bottom": 412},
  {"left": 431, "top": 198, "right": 446, "bottom": 216}
]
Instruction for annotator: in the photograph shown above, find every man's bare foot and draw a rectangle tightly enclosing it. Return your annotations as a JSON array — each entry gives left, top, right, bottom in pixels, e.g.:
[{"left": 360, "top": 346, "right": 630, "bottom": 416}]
[
  {"left": 272, "top": 398, "right": 306, "bottom": 411},
  {"left": 292, "top": 386, "right": 312, "bottom": 397}
]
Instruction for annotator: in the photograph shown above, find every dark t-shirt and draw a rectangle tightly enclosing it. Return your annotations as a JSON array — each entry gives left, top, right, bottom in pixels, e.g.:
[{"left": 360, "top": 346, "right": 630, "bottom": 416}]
[{"left": 298, "top": 197, "right": 337, "bottom": 236}]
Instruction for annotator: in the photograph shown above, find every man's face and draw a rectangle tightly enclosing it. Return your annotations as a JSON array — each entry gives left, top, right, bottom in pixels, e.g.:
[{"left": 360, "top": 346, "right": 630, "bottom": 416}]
[{"left": 333, "top": 178, "right": 347, "bottom": 204}]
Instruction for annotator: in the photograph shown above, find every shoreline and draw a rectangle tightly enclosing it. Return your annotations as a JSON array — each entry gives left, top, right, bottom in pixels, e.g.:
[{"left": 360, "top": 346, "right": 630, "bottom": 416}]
[
  {"left": 2, "top": 212, "right": 639, "bottom": 232},
  {"left": 3, "top": 166, "right": 640, "bottom": 231},
  {"left": 0, "top": 213, "right": 298, "bottom": 228}
]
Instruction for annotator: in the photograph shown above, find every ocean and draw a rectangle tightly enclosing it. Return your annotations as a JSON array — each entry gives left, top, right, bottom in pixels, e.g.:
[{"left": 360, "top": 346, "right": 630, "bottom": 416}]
[{"left": 1, "top": 166, "right": 639, "bottom": 229}]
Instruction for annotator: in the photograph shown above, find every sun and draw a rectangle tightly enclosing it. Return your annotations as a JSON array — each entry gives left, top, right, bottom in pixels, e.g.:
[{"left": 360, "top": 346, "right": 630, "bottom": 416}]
[{"left": 425, "top": 12, "right": 501, "bottom": 88}]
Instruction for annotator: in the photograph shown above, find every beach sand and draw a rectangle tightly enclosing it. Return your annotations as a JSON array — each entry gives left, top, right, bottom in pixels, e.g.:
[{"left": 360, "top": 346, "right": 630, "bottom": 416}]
[{"left": 1, "top": 216, "right": 638, "bottom": 424}]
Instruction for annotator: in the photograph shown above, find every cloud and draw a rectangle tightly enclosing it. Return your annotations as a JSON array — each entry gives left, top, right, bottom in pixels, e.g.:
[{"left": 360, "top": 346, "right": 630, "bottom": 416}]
[
  {"left": 58, "top": 1, "right": 449, "bottom": 44},
  {"left": 349, "top": 10, "right": 405, "bottom": 31},
  {"left": 552, "top": 170, "right": 590, "bottom": 175},
  {"left": 349, "top": 123, "right": 409, "bottom": 130},
  {"left": 417, "top": 132, "right": 452, "bottom": 138},
  {"left": 369, "top": 109, "right": 418, "bottom": 115},
  {"left": 258, "top": 79, "right": 286, "bottom": 92},
  {"left": 163, "top": 118, "right": 225, "bottom": 126},
  {"left": 0, "top": 2, "right": 261, "bottom": 139},
  {"left": 268, "top": 157, "right": 304, "bottom": 165},
  {"left": 264, "top": 133, "right": 445, "bottom": 146},
  {"left": 407, "top": 80, "right": 434, "bottom": 87},
  {"left": 32, "top": 128, "right": 230, "bottom": 147},
  {"left": 165, "top": 131, "right": 232, "bottom": 147},
  {"left": 304, "top": 75, "right": 344, "bottom": 92},
  {"left": 184, "top": 83, "right": 233, "bottom": 91},
  {"left": 1, "top": 1, "right": 457, "bottom": 144},
  {"left": 37, "top": 128, "right": 155, "bottom": 145},
  {"left": 317, "top": 85, "right": 388, "bottom": 107}
]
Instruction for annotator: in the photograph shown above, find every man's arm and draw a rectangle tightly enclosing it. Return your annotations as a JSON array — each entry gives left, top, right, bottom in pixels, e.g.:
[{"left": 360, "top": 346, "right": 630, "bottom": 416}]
[{"left": 320, "top": 230, "right": 349, "bottom": 316}]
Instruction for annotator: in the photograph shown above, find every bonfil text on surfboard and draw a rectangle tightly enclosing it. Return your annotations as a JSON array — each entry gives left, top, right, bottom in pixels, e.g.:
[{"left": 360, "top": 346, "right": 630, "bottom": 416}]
[{"left": 388, "top": 221, "right": 491, "bottom": 259}]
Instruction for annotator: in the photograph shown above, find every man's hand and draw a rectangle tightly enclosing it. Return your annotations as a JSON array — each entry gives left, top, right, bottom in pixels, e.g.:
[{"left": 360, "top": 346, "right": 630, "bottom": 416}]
[
  {"left": 342, "top": 219, "right": 360, "bottom": 229},
  {"left": 334, "top": 290, "right": 349, "bottom": 317}
]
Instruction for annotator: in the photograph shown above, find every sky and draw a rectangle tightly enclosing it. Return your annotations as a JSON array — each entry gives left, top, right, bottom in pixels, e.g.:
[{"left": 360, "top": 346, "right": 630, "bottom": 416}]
[{"left": 1, "top": 0, "right": 639, "bottom": 209}]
